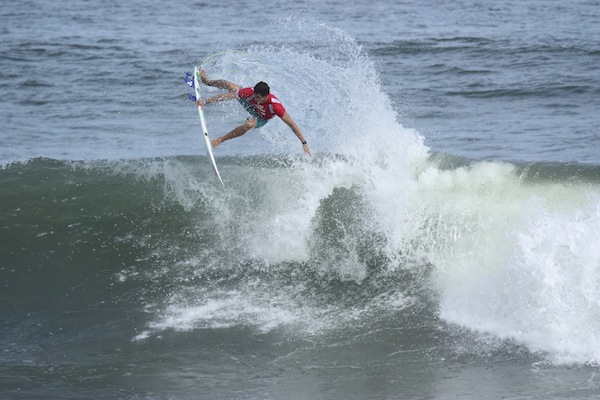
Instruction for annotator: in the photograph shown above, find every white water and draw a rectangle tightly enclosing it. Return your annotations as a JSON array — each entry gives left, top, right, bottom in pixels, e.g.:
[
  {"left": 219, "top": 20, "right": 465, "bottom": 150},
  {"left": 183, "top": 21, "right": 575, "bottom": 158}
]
[
  {"left": 121, "top": 23, "right": 600, "bottom": 365},
  {"left": 418, "top": 163, "right": 600, "bottom": 364}
]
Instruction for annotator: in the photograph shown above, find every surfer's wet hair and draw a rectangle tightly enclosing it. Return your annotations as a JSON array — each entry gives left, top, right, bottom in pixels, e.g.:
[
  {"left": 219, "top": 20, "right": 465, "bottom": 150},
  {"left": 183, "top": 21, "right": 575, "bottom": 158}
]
[{"left": 254, "top": 82, "right": 270, "bottom": 96}]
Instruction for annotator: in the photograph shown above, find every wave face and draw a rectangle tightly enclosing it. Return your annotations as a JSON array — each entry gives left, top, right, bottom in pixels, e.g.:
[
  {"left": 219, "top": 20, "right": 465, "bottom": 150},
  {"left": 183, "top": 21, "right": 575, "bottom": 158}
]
[{"left": 2, "top": 147, "right": 600, "bottom": 366}]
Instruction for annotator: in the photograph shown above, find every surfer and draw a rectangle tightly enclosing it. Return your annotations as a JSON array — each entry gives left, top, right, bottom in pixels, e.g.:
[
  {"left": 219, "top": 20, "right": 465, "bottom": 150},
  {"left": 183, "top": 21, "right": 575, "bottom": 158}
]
[{"left": 195, "top": 69, "right": 311, "bottom": 156}]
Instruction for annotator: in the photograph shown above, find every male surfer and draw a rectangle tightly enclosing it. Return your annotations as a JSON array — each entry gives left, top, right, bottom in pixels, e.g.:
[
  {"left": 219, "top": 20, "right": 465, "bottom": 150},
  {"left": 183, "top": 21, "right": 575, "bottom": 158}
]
[{"left": 195, "top": 69, "right": 311, "bottom": 156}]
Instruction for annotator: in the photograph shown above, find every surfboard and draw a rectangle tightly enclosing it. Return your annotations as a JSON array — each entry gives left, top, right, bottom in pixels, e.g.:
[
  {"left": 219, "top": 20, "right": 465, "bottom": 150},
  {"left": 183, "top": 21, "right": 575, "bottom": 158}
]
[{"left": 192, "top": 66, "right": 225, "bottom": 185}]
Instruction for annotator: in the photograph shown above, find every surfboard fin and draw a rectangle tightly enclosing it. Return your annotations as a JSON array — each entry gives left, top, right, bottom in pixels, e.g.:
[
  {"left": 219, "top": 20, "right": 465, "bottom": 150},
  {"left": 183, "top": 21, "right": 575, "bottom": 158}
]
[{"left": 184, "top": 72, "right": 194, "bottom": 88}]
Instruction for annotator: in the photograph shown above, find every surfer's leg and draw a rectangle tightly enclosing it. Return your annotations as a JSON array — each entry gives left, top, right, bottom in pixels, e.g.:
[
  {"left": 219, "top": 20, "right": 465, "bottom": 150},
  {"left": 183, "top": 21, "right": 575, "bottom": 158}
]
[
  {"left": 212, "top": 118, "right": 256, "bottom": 148},
  {"left": 200, "top": 69, "right": 240, "bottom": 92}
]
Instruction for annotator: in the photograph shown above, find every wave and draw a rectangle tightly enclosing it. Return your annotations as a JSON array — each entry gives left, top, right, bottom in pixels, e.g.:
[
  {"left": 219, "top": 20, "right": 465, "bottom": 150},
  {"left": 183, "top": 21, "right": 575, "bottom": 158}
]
[
  {"left": 2, "top": 21, "right": 600, "bottom": 366},
  {"left": 2, "top": 152, "right": 600, "bottom": 364}
]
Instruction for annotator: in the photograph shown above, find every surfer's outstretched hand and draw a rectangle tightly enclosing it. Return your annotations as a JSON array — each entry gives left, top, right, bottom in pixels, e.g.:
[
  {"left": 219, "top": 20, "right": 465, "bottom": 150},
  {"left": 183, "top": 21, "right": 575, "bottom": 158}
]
[{"left": 303, "top": 143, "right": 312, "bottom": 156}]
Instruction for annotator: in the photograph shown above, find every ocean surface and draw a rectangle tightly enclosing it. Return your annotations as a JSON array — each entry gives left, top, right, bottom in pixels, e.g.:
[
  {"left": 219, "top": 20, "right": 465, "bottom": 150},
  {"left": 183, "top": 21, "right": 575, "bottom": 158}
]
[{"left": 1, "top": 0, "right": 600, "bottom": 399}]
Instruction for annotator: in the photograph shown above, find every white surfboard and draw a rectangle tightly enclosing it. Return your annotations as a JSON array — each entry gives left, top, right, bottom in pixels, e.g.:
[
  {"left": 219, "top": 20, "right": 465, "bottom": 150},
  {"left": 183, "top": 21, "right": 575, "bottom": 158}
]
[{"left": 193, "top": 66, "right": 224, "bottom": 185}]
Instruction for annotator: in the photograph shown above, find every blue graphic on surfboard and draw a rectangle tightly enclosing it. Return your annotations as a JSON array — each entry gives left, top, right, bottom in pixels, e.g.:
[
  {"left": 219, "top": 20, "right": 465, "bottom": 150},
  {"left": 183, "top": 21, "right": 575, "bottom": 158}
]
[{"left": 185, "top": 66, "right": 225, "bottom": 185}]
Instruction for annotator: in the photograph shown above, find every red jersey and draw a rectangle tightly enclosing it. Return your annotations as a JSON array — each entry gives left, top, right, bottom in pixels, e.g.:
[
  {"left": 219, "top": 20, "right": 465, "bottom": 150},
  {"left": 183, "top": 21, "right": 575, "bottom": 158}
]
[{"left": 237, "top": 87, "right": 286, "bottom": 120}]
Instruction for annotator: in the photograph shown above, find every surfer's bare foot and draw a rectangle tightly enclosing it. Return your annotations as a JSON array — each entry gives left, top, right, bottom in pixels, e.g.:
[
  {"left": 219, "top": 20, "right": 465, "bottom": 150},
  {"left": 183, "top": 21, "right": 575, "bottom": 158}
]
[
  {"left": 200, "top": 69, "right": 210, "bottom": 85},
  {"left": 198, "top": 71, "right": 240, "bottom": 92},
  {"left": 211, "top": 139, "right": 220, "bottom": 148}
]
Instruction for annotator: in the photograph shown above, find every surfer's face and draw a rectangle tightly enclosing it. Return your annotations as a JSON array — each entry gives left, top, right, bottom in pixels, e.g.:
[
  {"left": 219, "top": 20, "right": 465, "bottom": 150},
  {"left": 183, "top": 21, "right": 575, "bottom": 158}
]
[{"left": 254, "top": 93, "right": 267, "bottom": 103}]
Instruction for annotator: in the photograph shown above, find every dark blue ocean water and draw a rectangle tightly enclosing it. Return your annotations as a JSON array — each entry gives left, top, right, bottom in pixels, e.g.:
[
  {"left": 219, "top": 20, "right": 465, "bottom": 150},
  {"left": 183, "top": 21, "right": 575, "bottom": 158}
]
[{"left": 1, "top": 1, "right": 600, "bottom": 399}]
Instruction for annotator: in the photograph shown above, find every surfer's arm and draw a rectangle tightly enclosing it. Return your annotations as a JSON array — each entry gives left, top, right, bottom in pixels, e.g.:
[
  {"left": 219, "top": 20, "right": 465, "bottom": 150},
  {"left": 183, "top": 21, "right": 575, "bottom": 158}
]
[
  {"left": 195, "top": 92, "right": 237, "bottom": 108},
  {"left": 280, "top": 113, "right": 311, "bottom": 156}
]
